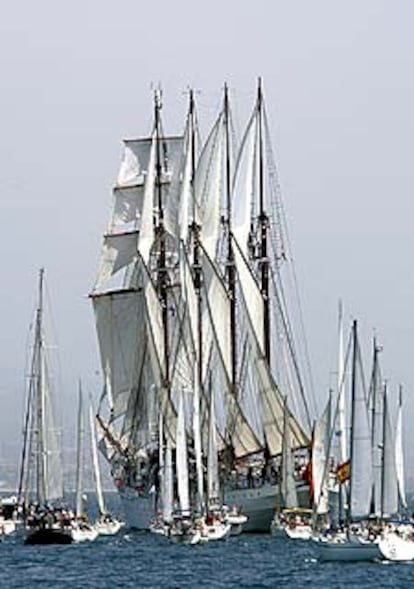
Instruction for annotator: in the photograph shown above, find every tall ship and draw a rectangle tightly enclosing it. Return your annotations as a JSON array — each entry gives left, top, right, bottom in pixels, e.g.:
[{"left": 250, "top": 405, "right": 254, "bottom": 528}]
[{"left": 91, "top": 82, "right": 315, "bottom": 531}]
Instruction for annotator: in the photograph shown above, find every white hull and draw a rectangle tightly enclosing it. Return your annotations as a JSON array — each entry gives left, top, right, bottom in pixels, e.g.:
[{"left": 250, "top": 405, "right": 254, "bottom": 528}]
[
  {"left": 284, "top": 525, "right": 312, "bottom": 540},
  {"left": 314, "top": 536, "right": 381, "bottom": 562},
  {"left": 379, "top": 533, "right": 414, "bottom": 562},
  {"left": 118, "top": 486, "right": 155, "bottom": 530},
  {"left": 95, "top": 519, "right": 124, "bottom": 536},
  {"left": 200, "top": 522, "right": 231, "bottom": 542},
  {"left": 226, "top": 513, "right": 247, "bottom": 536},
  {"left": 71, "top": 524, "right": 98, "bottom": 543},
  {"left": 225, "top": 482, "right": 309, "bottom": 533},
  {"left": 0, "top": 519, "right": 16, "bottom": 536},
  {"left": 170, "top": 528, "right": 201, "bottom": 545}
]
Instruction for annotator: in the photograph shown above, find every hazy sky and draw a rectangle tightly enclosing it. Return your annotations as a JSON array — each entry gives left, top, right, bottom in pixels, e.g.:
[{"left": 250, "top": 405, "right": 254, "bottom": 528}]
[{"left": 1, "top": 1, "right": 413, "bottom": 486}]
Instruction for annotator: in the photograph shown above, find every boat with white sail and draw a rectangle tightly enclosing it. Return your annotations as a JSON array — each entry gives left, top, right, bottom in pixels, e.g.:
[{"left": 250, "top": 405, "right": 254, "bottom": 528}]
[
  {"left": 314, "top": 321, "right": 385, "bottom": 562},
  {"left": 18, "top": 269, "right": 73, "bottom": 545},
  {"left": 71, "top": 383, "right": 98, "bottom": 543},
  {"left": 89, "top": 405, "right": 123, "bottom": 535}
]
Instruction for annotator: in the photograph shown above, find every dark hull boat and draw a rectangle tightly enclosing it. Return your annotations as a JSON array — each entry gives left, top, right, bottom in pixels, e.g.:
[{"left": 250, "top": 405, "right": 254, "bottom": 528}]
[{"left": 25, "top": 527, "right": 72, "bottom": 545}]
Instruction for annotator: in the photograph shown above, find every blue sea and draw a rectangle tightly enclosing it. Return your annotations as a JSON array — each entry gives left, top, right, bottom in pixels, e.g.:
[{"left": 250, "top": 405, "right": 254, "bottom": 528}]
[{"left": 1, "top": 494, "right": 413, "bottom": 589}]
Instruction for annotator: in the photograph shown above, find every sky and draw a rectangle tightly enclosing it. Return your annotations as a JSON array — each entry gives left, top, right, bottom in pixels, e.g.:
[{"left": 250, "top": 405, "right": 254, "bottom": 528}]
[{"left": 0, "top": 1, "right": 413, "bottom": 488}]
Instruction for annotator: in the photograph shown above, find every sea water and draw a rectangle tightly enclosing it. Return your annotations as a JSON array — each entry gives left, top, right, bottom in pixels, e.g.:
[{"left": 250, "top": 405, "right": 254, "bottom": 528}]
[{"left": 1, "top": 495, "right": 413, "bottom": 589}]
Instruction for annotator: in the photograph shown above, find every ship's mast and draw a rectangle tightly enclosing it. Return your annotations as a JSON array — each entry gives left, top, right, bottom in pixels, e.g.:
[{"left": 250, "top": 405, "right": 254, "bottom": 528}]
[
  {"left": 154, "top": 90, "right": 170, "bottom": 386},
  {"left": 188, "top": 88, "right": 205, "bottom": 511},
  {"left": 347, "top": 319, "right": 358, "bottom": 525},
  {"left": 224, "top": 83, "right": 237, "bottom": 390},
  {"left": 257, "top": 78, "right": 271, "bottom": 365}
]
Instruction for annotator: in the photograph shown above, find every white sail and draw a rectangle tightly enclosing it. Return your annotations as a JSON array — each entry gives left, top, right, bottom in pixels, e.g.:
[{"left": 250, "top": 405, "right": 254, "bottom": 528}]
[
  {"left": 176, "top": 390, "right": 190, "bottom": 514},
  {"left": 233, "top": 236, "right": 265, "bottom": 355},
  {"left": 92, "top": 288, "right": 147, "bottom": 417},
  {"left": 349, "top": 323, "right": 372, "bottom": 520},
  {"left": 180, "top": 246, "right": 204, "bottom": 509},
  {"left": 95, "top": 231, "right": 139, "bottom": 289},
  {"left": 202, "top": 251, "right": 231, "bottom": 381},
  {"left": 381, "top": 388, "right": 398, "bottom": 517},
  {"left": 117, "top": 140, "right": 149, "bottom": 187},
  {"left": 197, "top": 112, "right": 225, "bottom": 260},
  {"left": 281, "top": 397, "right": 298, "bottom": 508},
  {"left": 111, "top": 185, "right": 144, "bottom": 229},
  {"left": 369, "top": 343, "right": 384, "bottom": 517},
  {"left": 237, "top": 268, "right": 308, "bottom": 456},
  {"left": 18, "top": 269, "right": 64, "bottom": 504},
  {"left": 137, "top": 131, "right": 156, "bottom": 264},
  {"left": 201, "top": 250, "right": 261, "bottom": 457},
  {"left": 75, "top": 383, "right": 84, "bottom": 518},
  {"left": 208, "top": 384, "right": 219, "bottom": 502},
  {"left": 312, "top": 396, "right": 331, "bottom": 515},
  {"left": 232, "top": 109, "right": 258, "bottom": 256},
  {"left": 337, "top": 300, "right": 347, "bottom": 464},
  {"left": 89, "top": 406, "right": 106, "bottom": 516},
  {"left": 178, "top": 123, "right": 194, "bottom": 244},
  {"left": 395, "top": 390, "right": 407, "bottom": 509},
  {"left": 163, "top": 439, "right": 174, "bottom": 523}
]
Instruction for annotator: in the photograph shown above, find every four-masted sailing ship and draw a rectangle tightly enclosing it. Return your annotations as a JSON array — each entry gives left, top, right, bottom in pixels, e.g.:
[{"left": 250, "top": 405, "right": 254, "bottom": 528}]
[{"left": 90, "top": 81, "right": 314, "bottom": 531}]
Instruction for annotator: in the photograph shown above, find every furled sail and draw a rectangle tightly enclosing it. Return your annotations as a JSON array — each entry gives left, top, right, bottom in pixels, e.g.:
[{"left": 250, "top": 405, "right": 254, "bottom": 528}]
[
  {"left": 281, "top": 397, "right": 298, "bottom": 508},
  {"left": 312, "top": 396, "right": 331, "bottom": 514},
  {"left": 176, "top": 390, "right": 190, "bottom": 514},
  {"left": 381, "top": 388, "right": 398, "bottom": 517},
  {"left": 349, "top": 322, "right": 372, "bottom": 521},
  {"left": 395, "top": 389, "right": 407, "bottom": 509}
]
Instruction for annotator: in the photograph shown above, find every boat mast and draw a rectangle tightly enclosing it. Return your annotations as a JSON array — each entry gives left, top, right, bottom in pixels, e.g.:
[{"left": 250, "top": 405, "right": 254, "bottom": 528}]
[
  {"left": 35, "top": 267, "right": 47, "bottom": 504},
  {"left": 154, "top": 90, "right": 170, "bottom": 389},
  {"left": 188, "top": 89, "right": 205, "bottom": 512},
  {"left": 75, "top": 381, "right": 84, "bottom": 518},
  {"left": 257, "top": 78, "right": 270, "bottom": 365},
  {"left": 224, "top": 83, "right": 237, "bottom": 390},
  {"left": 369, "top": 337, "right": 380, "bottom": 515},
  {"left": 380, "top": 382, "right": 387, "bottom": 519},
  {"left": 347, "top": 319, "right": 358, "bottom": 525}
]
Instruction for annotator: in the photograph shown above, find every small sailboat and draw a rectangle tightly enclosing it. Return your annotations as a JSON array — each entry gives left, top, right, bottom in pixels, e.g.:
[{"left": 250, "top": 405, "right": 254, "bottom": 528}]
[
  {"left": 169, "top": 391, "right": 201, "bottom": 545},
  {"left": 71, "top": 384, "right": 98, "bottom": 543},
  {"left": 18, "top": 269, "right": 73, "bottom": 545},
  {"left": 271, "top": 397, "right": 312, "bottom": 540},
  {"left": 222, "top": 505, "right": 248, "bottom": 536},
  {"left": 377, "top": 388, "right": 414, "bottom": 562},
  {"left": 199, "top": 384, "right": 231, "bottom": 543},
  {"left": 314, "top": 321, "right": 381, "bottom": 562},
  {"left": 89, "top": 405, "right": 123, "bottom": 536}
]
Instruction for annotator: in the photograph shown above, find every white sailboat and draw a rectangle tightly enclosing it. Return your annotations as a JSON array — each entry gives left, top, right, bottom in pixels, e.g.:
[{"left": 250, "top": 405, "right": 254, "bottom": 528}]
[
  {"left": 89, "top": 405, "right": 123, "bottom": 536},
  {"left": 271, "top": 397, "right": 312, "bottom": 540},
  {"left": 199, "top": 384, "right": 231, "bottom": 542},
  {"left": 71, "top": 383, "right": 98, "bottom": 542},
  {"left": 315, "top": 320, "right": 381, "bottom": 562},
  {"left": 169, "top": 390, "right": 201, "bottom": 545},
  {"left": 395, "top": 386, "right": 407, "bottom": 513},
  {"left": 378, "top": 387, "right": 414, "bottom": 562},
  {"left": 18, "top": 269, "right": 72, "bottom": 545}
]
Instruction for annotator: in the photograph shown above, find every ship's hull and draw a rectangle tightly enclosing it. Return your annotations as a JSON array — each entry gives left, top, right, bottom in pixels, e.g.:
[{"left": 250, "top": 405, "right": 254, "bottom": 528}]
[
  {"left": 24, "top": 527, "right": 73, "bottom": 545},
  {"left": 118, "top": 485, "right": 155, "bottom": 530},
  {"left": 224, "top": 481, "right": 310, "bottom": 533}
]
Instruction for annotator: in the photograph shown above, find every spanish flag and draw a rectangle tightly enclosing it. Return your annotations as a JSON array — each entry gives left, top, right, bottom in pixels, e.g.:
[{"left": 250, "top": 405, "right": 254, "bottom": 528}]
[{"left": 337, "top": 459, "right": 350, "bottom": 484}]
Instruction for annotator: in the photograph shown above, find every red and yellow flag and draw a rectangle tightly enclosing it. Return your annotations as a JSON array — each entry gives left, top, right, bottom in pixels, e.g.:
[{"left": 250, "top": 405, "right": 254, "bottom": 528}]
[{"left": 337, "top": 459, "right": 350, "bottom": 484}]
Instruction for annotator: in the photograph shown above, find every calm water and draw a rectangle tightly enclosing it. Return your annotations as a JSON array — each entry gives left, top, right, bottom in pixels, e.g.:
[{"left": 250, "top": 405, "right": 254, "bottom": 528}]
[{"left": 1, "top": 494, "right": 413, "bottom": 589}]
